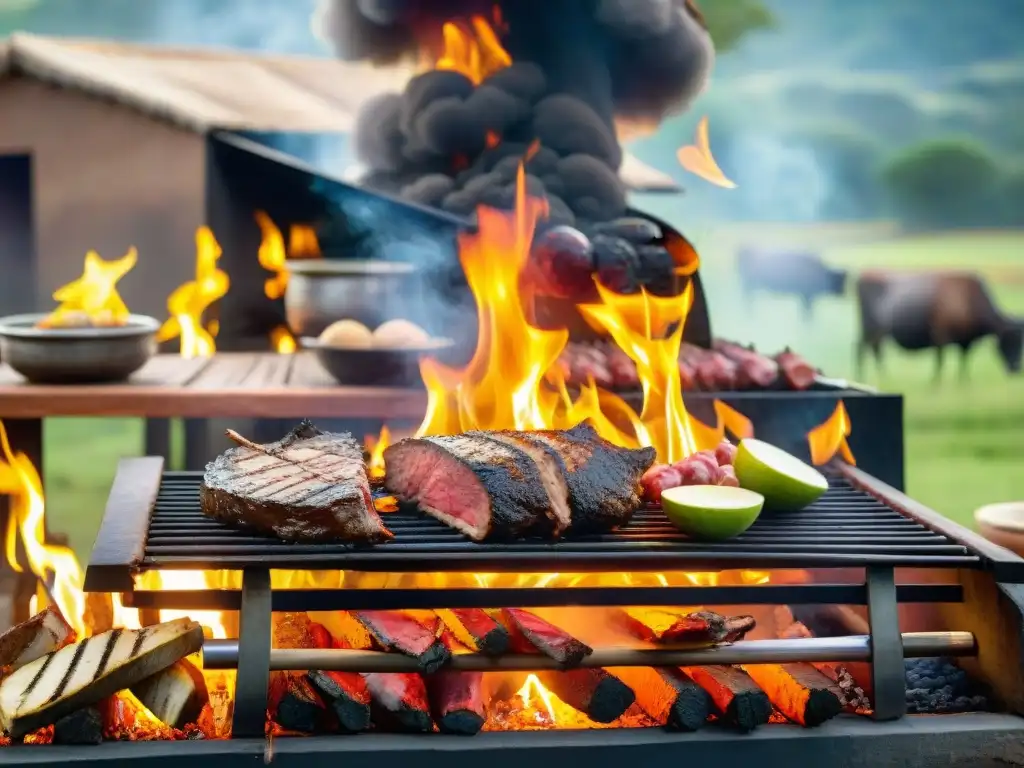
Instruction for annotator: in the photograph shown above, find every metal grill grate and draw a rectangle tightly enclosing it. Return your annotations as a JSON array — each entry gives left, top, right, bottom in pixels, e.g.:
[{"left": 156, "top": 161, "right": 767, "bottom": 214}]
[{"left": 140, "top": 472, "right": 981, "bottom": 573}]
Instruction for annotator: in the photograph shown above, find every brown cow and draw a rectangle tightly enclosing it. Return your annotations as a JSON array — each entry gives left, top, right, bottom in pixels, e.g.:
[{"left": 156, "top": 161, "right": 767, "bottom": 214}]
[{"left": 855, "top": 270, "right": 1024, "bottom": 380}]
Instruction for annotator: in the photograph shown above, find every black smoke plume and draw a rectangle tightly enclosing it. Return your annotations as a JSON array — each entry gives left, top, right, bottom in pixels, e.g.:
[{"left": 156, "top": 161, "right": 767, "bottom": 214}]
[{"left": 315, "top": 0, "right": 714, "bottom": 125}]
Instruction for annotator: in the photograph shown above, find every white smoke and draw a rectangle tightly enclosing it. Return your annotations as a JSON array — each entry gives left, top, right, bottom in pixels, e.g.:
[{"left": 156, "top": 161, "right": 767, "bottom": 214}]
[{"left": 728, "top": 134, "right": 830, "bottom": 221}]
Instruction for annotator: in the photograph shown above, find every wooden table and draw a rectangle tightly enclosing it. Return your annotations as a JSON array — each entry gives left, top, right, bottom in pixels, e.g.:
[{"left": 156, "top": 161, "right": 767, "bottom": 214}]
[{"left": 0, "top": 352, "right": 428, "bottom": 419}]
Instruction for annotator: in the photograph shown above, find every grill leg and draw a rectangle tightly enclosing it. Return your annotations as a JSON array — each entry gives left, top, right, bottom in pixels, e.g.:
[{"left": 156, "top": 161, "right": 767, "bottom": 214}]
[
  {"left": 231, "top": 568, "right": 271, "bottom": 738},
  {"left": 867, "top": 566, "right": 906, "bottom": 720}
]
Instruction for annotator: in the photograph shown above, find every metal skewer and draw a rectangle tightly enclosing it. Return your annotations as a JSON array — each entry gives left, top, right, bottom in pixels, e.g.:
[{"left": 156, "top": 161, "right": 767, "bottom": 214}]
[{"left": 202, "top": 631, "right": 973, "bottom": 672}]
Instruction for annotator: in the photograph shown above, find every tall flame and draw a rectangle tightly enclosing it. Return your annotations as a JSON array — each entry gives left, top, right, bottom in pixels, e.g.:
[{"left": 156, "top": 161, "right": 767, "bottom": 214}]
[
  {"left": 254, "top": 211, "right": 298, "bottom": 354},
  {"left": 37, "top": 248, "right": 137, "bottom": 329},
  {"left": 0, "top": 421, "right": 85, "bottom": 637},
  {"left": 157, "top": 227, "right": 230, "bottom": 358},
  {"left": 435, "top": 15, "right": 512, "bottom": 85},
  {"left": 415, "top": 164, "right": 749, "bottom": 463},
  {"left": 807, "top": 400, "right": 856, "bottom": 466}
]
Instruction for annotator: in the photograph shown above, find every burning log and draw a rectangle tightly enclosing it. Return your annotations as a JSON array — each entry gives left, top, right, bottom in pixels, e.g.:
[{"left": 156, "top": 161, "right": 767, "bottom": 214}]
[
  {"left": 0, "top": 605, "right": 75, "bottom": 670},
  {"left": 307, "top": 670, "right": 372, "bottom": 733},
  {"left": 684, "top": 666, "right": 773, "bottom": 733},
  {"left": 537, "top": 669, "right": 635, "bottom": 724},
  {"left": 271, "top": 674, "right": 330, "bottom": 734},
  {"left": 612, "top": 666, "right": 711, "bottom": 731},
  {"left": 364, "top": 672, "right": 434, "bottom": 733},
  {"left": 743, "top": 664, "right": 843, "bottom": 727},
  {"left": 436, "top": 609, "right": 510, "bottom": 656},
  {"left": 500, "top": 608, "right": 592, "bottom": 666},
  {"left": 619, "top": 608, "right": 756, "bottom": 645},
  {"left": 52, "top": 706, "right": 104, "bottom": 746},
  {"left": 0, "top": 618, "right": 203, "bottom": 739},
  {"left": 427, "top": 632, "right": 485, "bottom": 735},
  {"left": 128, "top": 659, "right": 209, "bottom": 730},
  {"left": 353, "top": 610, "right": 450, "bottom": 673},
  {"left": 788, "top": 604, "right": 874, "bottom": 700}
]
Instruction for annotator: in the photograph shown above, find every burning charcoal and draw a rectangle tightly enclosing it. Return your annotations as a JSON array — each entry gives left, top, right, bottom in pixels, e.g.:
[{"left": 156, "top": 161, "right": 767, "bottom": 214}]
[
  {"left": 435, "top": 609, "right": 510, "bottom": 656},
  {"left": 364, "top": 672, "right": 434, "bottom": 733},
  {"left": 834, "top": 667, "right": 871, "bottom": 711},
  {"left": 427, "top": 632, "right": 485, "bottom": 735},
  {"left": 353, "top": 611, "right": 450, "bottom": 673},
  {"left": 614, "top": 667, "right": 711, "bottom": 731},
  {"left": 483, "top": 62, "right": 548, "bottom": 104},
  {"left": 129, "top": 659, "right": 209, "bottom": 729},
  {"left": 593, "top": 217, "right": 662, "bottom": 244},
  {"left": 593, "top": 235, "right": 641, "bottom": 294},
  {"left": 307, "top": 670, "right": 372, "bottom": 733},
  {"left": 533, "top": 95, "right": 622, "bottom": 170},
  {"left": 775, "top": 347, "right": 817, "bottom": 390},
  {"left": 529, "top": 225, "right": 595, "bottom": 298},
  {"left": 743, "top": 664, "right": 843, "bottom": 727},
  {"left": 400, "top": 173, "right": 456, "bottom": 207},
  {"left": 538, "top": 668, "right": 635, "bottom": 724},
  {"left": 619, "top": 609, "right": 755, "bottom": 645},
  {"left": 684, "top": 666, "right": 773, "bottom": 733},
  {"left": 635, "top": 245, "right": 677, "bottom": 294},
  {"left": 273, "top": 675, "right": 329, "bottom": 734},
  {"left": 52, "top": 706, "right": 104, "bottom": 746},
  {"left": 0, "top": 605, "right": 75, "bottom": 670},
  {"left": 501, "top": 608, "right": 592, "bottom": 666}
]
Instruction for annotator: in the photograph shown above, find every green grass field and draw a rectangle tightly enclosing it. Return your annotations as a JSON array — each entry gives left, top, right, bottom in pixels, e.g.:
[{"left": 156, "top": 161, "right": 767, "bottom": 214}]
[{"left": 30, "top": 227, "right": 1024, "bottom": 563}]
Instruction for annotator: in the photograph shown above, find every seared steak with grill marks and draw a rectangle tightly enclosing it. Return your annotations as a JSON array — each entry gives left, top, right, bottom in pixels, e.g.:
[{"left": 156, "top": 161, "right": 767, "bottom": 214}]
[
  {"left": 200, "top": 420, "right": 391, "bottom": 544},
  {"left": 382, "top": 433, "right": 552, "bottom": 541},
  {"left": 518, "top": 424, "right": 656, "bottom": 534},
  {"left": 384, "top": 425, "right": 657, "bottom": 540}
]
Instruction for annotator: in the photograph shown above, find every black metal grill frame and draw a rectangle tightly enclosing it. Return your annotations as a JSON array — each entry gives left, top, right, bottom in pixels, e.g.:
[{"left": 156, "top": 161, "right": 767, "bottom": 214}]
[{"left": 81, "top": 457, "right": 1024, "bottom": 741}]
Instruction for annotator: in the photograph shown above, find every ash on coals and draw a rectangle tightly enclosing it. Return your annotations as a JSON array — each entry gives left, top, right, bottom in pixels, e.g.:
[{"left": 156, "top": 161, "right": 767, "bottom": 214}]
[{"left": 315, "top": 0, "right": 714, "bottom": 124}]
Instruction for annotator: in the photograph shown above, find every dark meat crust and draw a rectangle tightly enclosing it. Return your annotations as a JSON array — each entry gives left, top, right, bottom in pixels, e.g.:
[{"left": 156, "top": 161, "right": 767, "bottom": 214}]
[
  {"left": 383, "top": 434, "right": 551, "bottom": 541},
  {"left": 200, "top": 420, "right": 390, "bottom": 544},
  {"left": 526, "top": 423, "right": 656, "bottom": 533}
]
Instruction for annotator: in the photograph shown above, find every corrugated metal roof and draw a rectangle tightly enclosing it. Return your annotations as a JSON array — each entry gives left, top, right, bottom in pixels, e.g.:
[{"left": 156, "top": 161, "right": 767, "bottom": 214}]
[{"left": 0, "top": 33, "right": 679, "bottom": 191}]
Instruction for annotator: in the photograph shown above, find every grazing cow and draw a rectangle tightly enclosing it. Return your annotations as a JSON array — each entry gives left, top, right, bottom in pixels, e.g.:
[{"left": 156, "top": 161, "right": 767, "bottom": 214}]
[
  {"left": 855, "top": 270, "right": 1024, "bottom": 381},
  {"left": 736, "top": 247, "right": 848, "bottom": 321}
]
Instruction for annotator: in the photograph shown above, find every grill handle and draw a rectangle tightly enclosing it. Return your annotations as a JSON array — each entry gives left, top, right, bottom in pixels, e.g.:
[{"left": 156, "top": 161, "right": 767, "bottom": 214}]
[{"left": 201, "top": 631, "right": 973, "bottom": 672}]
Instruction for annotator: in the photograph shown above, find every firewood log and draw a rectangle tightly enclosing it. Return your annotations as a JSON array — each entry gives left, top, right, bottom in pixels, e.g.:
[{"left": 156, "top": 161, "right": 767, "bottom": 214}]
[
  {"left": 353, "top": 611, "right": 450, "bottom": 673},
  {"left": 435, "top": 609, "right": 509, "bottom": 656},
  {"left": 684, "top": 665, "right": 772, "bottom": 732},
  {"left": 0, "top": 606, "right": 75, "bottom": 670},
  {"left": 743, "top": 663, "right": 843, "bottom": 727},
  {"left": 426, "top": 631, "right": 485, "bottom": 735},
  {"left": 499, "top": 608, "right": 592, "bottom": 666},
  {"left": 613, "top": 666, "right": 711, "bottom": 731},
  {"left": 129, "top": 658, "right": 208, "bottom": 729},
  {"left": 52, "top": 706, "right": 104, "bottom": 745}
]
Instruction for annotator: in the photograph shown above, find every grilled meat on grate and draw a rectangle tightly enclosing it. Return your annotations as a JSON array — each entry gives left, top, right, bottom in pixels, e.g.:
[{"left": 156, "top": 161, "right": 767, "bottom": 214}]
[{"left": 200, "top": 420, "right": 391, "bottom": 544}]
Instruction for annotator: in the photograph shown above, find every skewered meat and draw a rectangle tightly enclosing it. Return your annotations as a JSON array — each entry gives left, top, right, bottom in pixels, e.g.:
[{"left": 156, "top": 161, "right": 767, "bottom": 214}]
[
  {"left": 713, "top": 340, "right": 779, "bottom": 389},
  {"left": 776, "top": 348, "right": 816, "bottom": 390},
  {"left": 200, "top": 420, "right": 391, "bottom": 544}
]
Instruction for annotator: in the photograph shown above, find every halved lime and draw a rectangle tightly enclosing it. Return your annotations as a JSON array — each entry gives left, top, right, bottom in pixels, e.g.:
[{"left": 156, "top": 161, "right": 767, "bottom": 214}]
[
  {"left": 734, "top": 438, "right": 828, "bottom": 511},
  {"left": 661, "top": 485, "right": 765, "bottom": 540}
]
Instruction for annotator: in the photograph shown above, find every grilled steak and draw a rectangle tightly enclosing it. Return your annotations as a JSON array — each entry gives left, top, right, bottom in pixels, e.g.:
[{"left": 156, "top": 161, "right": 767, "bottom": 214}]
[
  {"left": 382, "top": 433, "right": 553, "bottom": 541},
  {"left": 518, "top": 424, "right": 656, "bottom": 533},
  {"left": 200, "top": 420, "right": 391, "bottom": 544},
  {"left": 384, "top": 425, "right": 656, "bottom": 540}
]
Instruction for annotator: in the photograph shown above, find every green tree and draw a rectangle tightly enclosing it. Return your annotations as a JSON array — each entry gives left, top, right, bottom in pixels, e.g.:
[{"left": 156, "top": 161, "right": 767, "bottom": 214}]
[
  {"left": 698, "top": 0, "right": 775, "bottom": 53},
  {"left": 881, "top": 139, "right": 1001, "bottom": 229}
]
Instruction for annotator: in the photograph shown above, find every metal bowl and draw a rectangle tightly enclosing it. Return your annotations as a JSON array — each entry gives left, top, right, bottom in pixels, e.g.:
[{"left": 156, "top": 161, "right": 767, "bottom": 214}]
[
  {"left": 285, "top": 260, "right": 420, "bottom": 338},
  {"left": 302, "top": 336, "right": 455, "bottom": 387},
  {"left": 0, "top": 313, "right": 159, "bottom": 384}
]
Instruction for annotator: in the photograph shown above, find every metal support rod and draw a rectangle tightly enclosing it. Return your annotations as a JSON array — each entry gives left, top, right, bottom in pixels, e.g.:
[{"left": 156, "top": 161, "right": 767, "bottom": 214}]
[
  {"left": 202, "top": 631, "right": 974, "bottom": 672},
  {"left": 867, "top": 566, "right": 907, "bottom": 721},
  {"left": 230, "top": 568, "right": 271, "bottom": 739}
]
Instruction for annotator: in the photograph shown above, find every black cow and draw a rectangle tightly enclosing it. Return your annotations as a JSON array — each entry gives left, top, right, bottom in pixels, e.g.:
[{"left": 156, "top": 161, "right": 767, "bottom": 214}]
[
  {"left": 736, "top": 247, "right": 848, "bottom": 321},
  {"left": 855, "top": 270, "right": 1024, "bottom": 381}
]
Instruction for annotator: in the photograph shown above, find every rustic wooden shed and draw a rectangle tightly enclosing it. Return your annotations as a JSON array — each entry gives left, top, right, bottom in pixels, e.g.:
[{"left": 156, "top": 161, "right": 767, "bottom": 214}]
[{"left": 0, "top": 33, "right": 679, "bottom": 324}]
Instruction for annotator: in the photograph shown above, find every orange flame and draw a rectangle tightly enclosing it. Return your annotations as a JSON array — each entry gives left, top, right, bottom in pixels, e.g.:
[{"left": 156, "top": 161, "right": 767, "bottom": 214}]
[
  {"left": 516, "top": 674, "right": 557, "bottom": 721},
  {"left": 365, "top": 425, "right": 392, "bottom": 481},
  {"left": 255, "top": 212, "right": 298, "bottom": 354},
  {"left": 807, "top": 400, "right": 856, "bottom": 466},
  {"left": 288, "top": 224, "right": 321, "bottom": 260},
  {"left": 156, "top": 227, "right": 230, "bottom": 358},
  {"left": 36, "top": 248, "right": 137, "bottom": 329},
  {"left": 435, "top": 15, "right": 512, "bottom": 84},
  {"left": 677, "top": 116, "right": 736, "bottom": 189},
  {"left": 414, "top": 164, "right": 748, "bottom": 461}
]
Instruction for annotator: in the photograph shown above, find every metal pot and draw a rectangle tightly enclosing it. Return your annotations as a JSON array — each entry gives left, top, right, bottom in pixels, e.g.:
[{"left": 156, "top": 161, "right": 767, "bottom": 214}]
[
  {"left": 0, "top": 313, "right": 159, "bottom": 384},
  {"left": 284, "top": 260, "right": 421, "bottom": 338}
]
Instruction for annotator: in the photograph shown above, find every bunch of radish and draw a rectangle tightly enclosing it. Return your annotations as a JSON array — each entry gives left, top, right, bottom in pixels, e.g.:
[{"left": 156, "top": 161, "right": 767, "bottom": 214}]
[{"left": 640, "top": 440, "right": 739, "bottom": 504}]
